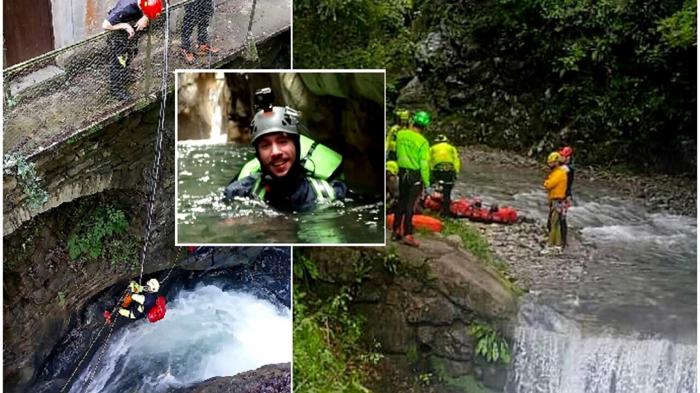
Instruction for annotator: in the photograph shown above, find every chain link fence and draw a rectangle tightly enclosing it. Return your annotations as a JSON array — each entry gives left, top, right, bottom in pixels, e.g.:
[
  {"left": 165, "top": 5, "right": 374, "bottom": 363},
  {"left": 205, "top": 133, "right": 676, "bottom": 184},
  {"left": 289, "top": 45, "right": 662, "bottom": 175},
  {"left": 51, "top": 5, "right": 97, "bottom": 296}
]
[{"left": 3, "top": 0, "right": 272, "bottom": 155}]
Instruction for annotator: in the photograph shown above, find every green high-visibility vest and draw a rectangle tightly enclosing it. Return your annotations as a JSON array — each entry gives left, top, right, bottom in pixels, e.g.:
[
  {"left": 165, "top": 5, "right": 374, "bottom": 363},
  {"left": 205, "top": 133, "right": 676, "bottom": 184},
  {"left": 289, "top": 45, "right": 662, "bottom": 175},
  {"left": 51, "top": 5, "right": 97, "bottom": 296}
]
[{"left": 237, "top": 135, "right": 343, "bottom": 180}]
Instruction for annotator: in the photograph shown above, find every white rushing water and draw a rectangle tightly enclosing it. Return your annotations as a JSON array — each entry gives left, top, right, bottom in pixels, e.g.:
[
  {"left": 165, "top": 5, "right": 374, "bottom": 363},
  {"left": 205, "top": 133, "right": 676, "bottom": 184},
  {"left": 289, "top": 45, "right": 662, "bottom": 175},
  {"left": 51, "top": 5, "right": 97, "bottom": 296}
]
[
  {"left": 509, "top": 326, "right": 697, "bottom": 393},
  {"left": 454, "top": 160, "right": 697, "bottom": 393},
  {"left": 70, "top": 284, "right": 291, "bottom": 393}
]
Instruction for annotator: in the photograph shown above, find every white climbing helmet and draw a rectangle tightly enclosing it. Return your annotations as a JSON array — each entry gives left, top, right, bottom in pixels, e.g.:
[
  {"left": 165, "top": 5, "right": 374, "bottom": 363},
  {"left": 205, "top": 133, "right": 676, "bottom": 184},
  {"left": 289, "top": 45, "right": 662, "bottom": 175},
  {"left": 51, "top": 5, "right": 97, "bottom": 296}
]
[{"left": 146, "top": 278, "right": 160, "bottom": 292}]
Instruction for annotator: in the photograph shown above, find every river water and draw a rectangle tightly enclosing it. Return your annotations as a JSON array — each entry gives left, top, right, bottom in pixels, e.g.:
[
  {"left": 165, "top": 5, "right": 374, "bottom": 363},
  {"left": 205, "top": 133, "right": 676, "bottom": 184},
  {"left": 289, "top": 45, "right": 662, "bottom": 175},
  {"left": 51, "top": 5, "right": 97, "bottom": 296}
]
[
  {"left": 176, "top": 141, "right": 383, "bottom": 244},
  {"left": 453, "top": 159, "right": 697, "bottom": 393},
  {"left": 68, "top": 284, "right": 291, "bottom": 393}
]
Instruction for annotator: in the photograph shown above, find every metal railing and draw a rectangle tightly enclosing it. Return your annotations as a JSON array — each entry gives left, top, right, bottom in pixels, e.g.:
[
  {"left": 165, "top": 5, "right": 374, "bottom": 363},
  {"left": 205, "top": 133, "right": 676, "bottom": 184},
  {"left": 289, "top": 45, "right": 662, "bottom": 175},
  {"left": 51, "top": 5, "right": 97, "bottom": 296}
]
[{"left": 3, "top": 0, "right": 285, "bottom": 156}]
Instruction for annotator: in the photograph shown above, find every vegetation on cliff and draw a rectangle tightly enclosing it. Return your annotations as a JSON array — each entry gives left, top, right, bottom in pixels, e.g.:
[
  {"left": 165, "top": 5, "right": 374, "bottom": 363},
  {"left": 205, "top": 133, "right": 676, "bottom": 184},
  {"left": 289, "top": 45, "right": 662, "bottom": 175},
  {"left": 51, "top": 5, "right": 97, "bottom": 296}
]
[
  {"left": 293, "top": 256, "right": 381, "bottom": 392},
  {"left": 294, "top": 0, "right": 696, "bottom": 173}
]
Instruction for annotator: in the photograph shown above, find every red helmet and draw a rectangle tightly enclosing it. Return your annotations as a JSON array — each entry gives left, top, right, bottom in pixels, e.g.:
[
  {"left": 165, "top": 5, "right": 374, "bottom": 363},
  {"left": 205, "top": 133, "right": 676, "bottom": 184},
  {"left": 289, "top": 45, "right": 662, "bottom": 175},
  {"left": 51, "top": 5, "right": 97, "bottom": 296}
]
[
  {"left": 559, "top": 146, "right": 573, "bottom": 157},
  {"left": 140, "top": 0, "right": 163, "bottom": 19}
]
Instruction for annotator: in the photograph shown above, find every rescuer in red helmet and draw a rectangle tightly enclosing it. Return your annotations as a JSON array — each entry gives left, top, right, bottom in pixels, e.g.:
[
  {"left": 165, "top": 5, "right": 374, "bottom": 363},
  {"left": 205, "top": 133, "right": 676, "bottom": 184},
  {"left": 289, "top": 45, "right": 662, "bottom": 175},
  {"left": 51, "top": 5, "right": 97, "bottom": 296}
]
[{"left": 102, "top": 0, "right": 163, "bottom": 101}]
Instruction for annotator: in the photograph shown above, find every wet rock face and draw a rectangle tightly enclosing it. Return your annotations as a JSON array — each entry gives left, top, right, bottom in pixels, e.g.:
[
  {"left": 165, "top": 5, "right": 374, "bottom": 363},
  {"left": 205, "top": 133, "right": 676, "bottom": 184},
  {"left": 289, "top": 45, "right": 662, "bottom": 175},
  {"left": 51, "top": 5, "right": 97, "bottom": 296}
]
[
  {"left": 299, "top": 240, "right": 517, "bottom": 389},
  {"left": 177, "top": 73, "right": 231, "bottom": 141},
  {"left": 281, "top": 73, "right": 385, "bottom": 194},
  {"left": 4, "top": 99, "right": 175, "bottom": 236},
  {"left": 171, "top": 363, "right": 291, "bottom": 393},
  {"left": 3, "top": 100, "right": 176, "bottom": 393},
  {"left": 26, "top": 247, "right": 288, "bottom": 393}
]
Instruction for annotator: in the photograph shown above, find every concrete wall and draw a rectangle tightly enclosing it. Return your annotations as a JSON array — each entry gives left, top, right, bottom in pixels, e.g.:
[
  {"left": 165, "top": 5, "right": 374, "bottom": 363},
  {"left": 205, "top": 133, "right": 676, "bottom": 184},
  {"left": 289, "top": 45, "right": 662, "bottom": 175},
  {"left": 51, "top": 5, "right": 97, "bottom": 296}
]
[{"left": 50, "top": 0, "right": 114, "bottom": 49}]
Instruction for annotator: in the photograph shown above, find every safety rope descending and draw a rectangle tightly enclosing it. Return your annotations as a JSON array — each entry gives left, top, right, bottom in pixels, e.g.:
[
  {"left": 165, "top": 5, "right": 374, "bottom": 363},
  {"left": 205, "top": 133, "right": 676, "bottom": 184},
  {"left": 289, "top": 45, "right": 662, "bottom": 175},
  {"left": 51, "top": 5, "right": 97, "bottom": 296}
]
[
  {"left": 138, "top": 0, "right": 170, "bottom": 285},
  {"left": 244, "top": 0, "right": 259, "bottom": 61},
  {"left": 58, "top": 289, "right": 128, "bottom": 393},
  {"left": 58, "top": 5, "right": 171, "bottom": 392}
]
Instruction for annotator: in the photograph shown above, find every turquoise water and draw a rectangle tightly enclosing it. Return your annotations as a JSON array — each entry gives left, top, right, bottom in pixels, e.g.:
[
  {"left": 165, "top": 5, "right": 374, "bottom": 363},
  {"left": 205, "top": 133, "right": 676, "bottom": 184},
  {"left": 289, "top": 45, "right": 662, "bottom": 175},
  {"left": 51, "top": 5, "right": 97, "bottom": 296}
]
[{"left": 176, "top": 142, "right": 384, "bottom": 244}]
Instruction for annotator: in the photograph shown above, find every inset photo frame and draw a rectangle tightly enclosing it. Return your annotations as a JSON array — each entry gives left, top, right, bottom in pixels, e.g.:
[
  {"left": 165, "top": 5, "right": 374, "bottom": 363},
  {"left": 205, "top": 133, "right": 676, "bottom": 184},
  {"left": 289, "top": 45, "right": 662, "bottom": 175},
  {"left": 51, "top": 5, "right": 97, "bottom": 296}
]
[{"left": 175, "top": 70, "right": 386, "bottom": 245}]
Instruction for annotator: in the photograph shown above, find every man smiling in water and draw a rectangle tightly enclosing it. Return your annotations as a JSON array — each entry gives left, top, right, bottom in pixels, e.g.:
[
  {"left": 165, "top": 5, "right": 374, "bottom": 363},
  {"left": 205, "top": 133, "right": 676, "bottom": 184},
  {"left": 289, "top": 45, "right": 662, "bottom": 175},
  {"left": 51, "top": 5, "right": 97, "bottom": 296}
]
[{"left": 224, "top": 105, "right": 347, "bottom": 212}]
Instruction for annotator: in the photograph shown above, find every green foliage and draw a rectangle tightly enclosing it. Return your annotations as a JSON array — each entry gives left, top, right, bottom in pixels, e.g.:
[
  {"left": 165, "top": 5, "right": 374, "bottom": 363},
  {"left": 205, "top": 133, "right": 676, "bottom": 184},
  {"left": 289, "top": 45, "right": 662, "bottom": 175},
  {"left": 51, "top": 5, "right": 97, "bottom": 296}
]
[
  {"left": 3, "top": 153, "right": 49, "bottom": 209},
  {"left": 293, "top": 283, "right": 379, "bottom": 392},
  {"left": 294, "top": 255, "right": 320, "bottom": 281},
  {"left": 67, "top": 206, "right": 129, "bottom": 261},
  {"left": 657, "top": 0, "right": 696, "bottom": 48},
  {"left": 383, "top": 245, "right": 402, "bottom": 275},
  {"left": 441, "top": 219, "right": 523, "bottom": 295},
  {"left": 107, "top": 238, "right": 139, "bottom": 271},
  {"left": 294, "top": 0, "right": 416, "bottom": 80},
  {"left": 417, "top": 372, "right": 433, "bottom": 386},
  {"left": 442, "top": 219, "right": 492, "bottom": 262},
  {"left": 469, "top": 323, "right": 511, "bottom": 364},
  {"left": 419, "top": 0, "right": 696, "bottom": 173}
]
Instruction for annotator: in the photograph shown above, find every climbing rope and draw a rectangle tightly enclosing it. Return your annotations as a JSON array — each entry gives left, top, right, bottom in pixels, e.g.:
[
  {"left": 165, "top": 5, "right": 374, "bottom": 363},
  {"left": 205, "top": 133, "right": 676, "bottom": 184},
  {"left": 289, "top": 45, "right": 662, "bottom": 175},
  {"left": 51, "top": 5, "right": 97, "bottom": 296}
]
[
  {"left": 244, "top": 0, "right": 259, "bottom": 61},
  {"left": 82, "top": 322, "right": 117, "bottom": 385},
  {"left": 59, "top": 3, "right": 171, "bottom": 391},
  {"left": 58, "top": 325, "right": 107, "bottom": 393},
  {"left": 138, "top": 0, "right": 170, "bottom": 285},
  {"left": 58, "top": 289, "right": 127, "bottom": 393}
]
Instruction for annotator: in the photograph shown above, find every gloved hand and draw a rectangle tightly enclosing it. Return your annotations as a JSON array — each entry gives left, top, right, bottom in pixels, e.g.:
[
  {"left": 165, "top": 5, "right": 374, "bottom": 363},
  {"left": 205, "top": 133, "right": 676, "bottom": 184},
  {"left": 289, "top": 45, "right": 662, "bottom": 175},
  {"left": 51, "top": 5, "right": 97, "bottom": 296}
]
[{"left": 129, "top": 281, "right": 143, "bottom": 293}]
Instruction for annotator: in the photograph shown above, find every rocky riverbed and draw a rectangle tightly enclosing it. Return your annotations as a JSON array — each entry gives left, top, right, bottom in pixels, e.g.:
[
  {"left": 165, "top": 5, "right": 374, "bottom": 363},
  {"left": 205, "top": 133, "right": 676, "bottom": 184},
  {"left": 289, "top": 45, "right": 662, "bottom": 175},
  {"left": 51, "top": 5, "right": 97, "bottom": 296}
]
[{"left": 461, "top": 145, "right": 696, "bottom": 217}]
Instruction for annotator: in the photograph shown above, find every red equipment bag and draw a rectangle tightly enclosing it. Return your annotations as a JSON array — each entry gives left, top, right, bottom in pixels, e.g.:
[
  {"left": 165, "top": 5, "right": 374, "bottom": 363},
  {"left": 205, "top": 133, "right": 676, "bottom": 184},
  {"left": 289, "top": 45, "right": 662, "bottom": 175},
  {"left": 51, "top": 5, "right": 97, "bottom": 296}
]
[{"left": 147, "top": 295, "right": 167, "bottom": 323}]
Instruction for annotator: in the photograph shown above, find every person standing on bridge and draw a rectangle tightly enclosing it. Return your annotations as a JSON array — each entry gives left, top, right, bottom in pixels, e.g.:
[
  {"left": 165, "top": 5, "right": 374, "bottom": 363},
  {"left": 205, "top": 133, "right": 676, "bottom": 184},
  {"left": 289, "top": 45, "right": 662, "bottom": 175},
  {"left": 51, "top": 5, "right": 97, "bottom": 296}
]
[
  {"left": 543, "top": 151, "right": 568, "bottom": 250},
  {"left": 429, "top": 134, "right": 461, "bottom": 216},
  {"left": 392, "top": 111, "right": 431, "bottom": 247},
  {"left": 103, "top": 0, "right": 162, "bottom": 101},
  {"left": 180, "top": 0, "right": 221, "bottom": 64}
]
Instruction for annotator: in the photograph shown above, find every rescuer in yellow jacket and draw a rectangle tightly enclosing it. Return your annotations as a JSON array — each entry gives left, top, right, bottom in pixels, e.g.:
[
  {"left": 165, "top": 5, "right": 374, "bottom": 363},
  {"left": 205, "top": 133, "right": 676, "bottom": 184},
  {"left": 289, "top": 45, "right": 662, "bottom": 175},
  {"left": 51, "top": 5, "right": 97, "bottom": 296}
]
[
  {"left": 543, "top": 152, "right": 568, "bottom": 248},
  {"left": 387, "top": 109, "right": 409, "bottom": 161},
  {"left": 429, "top": 135, "right": 461, "bottom": 215},
  {"left": 386, "top": 160, "right": 399, "bottom": 214},
  {"left": 392, "top": 111, "right": 431, "bottom": 247}
]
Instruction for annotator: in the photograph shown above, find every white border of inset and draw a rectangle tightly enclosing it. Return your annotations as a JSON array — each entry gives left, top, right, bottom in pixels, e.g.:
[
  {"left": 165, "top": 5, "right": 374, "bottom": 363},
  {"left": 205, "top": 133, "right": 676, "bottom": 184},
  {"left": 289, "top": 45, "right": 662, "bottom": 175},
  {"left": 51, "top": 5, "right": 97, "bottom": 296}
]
[{"left": 173, "top": 69, "right": 387, "bottom": 247}]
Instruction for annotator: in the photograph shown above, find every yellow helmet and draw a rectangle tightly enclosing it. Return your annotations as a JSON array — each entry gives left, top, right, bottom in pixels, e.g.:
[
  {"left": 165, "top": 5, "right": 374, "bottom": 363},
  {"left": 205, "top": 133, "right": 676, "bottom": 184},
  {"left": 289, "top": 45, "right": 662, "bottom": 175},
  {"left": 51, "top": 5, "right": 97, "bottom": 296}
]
[
  {"left": 386, "top": 160, "right": 399, "bottom": 175},
  {"left": 547, "top": 152, "right": 562, "bottom": 165},
  {"left": 396, "top": 110, "right": 409, "bottom": 121}
]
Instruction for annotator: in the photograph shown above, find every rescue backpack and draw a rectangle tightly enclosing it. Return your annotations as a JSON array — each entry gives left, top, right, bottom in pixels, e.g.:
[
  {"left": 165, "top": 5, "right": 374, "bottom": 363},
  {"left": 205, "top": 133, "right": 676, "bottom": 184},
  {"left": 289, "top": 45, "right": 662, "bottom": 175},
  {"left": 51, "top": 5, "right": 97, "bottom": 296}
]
[{"left": 147, "top": 295, "right": 167, "bottom": 323}]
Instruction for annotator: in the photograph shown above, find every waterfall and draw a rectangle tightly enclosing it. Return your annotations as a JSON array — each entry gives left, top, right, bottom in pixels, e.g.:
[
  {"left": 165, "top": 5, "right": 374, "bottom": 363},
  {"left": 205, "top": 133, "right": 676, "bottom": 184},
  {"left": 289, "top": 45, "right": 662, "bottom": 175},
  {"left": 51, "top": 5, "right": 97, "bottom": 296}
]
[
  {"left": 69, "top": 284, "right": 291, "bottom": 393},
  {"left": 508, "top": 302, "right": 696, "bottom": 393}
]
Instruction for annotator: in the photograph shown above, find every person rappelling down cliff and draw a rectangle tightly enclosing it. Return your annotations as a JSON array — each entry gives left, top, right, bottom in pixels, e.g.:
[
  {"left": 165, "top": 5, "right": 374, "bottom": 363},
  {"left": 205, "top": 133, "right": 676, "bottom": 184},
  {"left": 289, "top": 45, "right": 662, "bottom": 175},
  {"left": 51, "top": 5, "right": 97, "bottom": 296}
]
[{"left": 104, "top": 278, "right": 166, "bottom": 328}]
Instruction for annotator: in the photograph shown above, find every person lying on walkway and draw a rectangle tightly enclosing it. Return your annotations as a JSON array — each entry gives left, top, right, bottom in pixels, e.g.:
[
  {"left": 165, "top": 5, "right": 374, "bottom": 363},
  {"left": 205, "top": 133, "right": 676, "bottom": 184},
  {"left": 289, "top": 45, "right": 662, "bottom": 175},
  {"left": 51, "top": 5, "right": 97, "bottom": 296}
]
[
  {"left": 429, "top": 134, "right": 461, "bottom": 216},
  {"left": 102, "top": 0, "right": 162, "bottom": 101},
  {"left": 104, "top": 278, "right": 164, "bottom": 327},
  {"left": 392, "top": 111, "right": 431, "bottom": 247},
  {"left": 543, "top": 151, "right": 568, "bottom": 249},
  {"left": 224, "top": 103, "right": 347, "bottom": 212},
  {"left": 180, "top": 0, "right": 221, "bottom": 64}
]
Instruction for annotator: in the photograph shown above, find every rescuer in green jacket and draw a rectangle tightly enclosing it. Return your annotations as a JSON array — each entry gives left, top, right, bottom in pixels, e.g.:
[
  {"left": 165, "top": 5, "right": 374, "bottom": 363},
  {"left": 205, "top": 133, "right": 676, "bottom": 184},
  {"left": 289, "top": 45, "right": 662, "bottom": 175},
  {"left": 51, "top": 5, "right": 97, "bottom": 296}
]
[
  {"left": 429, "top": 135, "right": 461, "bottom": 216},
  {"left": 392, "top": 111, "right": 431, "bottom": 247}
]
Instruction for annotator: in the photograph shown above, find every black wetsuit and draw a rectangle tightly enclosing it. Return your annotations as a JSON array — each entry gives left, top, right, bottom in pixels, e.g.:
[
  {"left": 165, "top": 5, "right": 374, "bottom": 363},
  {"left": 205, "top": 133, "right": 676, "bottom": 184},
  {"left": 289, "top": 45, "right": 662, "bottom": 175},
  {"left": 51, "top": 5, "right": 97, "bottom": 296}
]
[
  {"left": 106, "top": 0, "right": 143, "bottom": 98},
  {"left": 224, "top": 167, "right": 347, "bottom": 212}
]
